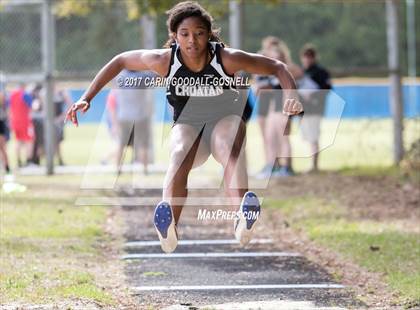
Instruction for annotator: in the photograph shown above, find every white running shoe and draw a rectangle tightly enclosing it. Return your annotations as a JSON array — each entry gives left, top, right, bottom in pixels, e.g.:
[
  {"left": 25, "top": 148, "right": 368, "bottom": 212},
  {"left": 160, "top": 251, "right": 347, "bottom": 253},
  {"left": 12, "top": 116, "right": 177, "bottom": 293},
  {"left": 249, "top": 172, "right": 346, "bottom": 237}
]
[
  {"left": 153, "top": 201, "right": 178, "bottom": 253},
  {"left": 4, "top": 174, "right": 15, "bottom": 183},
  {"left": 234, "top": 191, "right": 261, "bottom": 246}
]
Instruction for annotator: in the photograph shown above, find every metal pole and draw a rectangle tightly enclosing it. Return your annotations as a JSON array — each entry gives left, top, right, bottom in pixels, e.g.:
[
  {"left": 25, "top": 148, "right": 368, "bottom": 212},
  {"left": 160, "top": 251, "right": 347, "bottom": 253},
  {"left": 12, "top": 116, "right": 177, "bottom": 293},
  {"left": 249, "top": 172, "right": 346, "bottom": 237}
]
[
  {"left": 386, "top": 0, "right": 404, "bottom": 164},
  {"left": 41, "top": 0, "right": 55, "bottom": 175},
  {"left": 406, "top": 0, "right": 417, "bottom": 117},
  {"left": 140, "top": 14, "right": 157, "bottom": 49},
  {"left": 229, "top": 0, "right": 243, "bottom": 49},
  {"left": 140, "top": 14, "right": 156, "bottom": 164}
]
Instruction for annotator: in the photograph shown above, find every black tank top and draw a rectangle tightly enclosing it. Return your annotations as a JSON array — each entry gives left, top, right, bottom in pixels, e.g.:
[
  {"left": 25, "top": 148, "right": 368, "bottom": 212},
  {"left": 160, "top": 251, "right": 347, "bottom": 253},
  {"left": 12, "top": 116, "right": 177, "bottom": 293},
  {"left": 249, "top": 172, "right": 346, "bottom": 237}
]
[{"left": 166, "top": 42, "right": 247, "bottom": 124}]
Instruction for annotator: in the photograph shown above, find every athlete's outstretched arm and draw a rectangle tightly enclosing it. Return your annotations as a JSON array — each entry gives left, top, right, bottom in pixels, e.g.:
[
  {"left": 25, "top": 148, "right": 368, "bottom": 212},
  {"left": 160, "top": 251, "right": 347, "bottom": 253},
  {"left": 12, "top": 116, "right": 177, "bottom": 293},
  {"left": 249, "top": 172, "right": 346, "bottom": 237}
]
[
  {"left": 222, "top": 48, "right": 303, "bottom": 115},
  {"left": 65, "top": 49, "right": 169, "bottom": 126}
]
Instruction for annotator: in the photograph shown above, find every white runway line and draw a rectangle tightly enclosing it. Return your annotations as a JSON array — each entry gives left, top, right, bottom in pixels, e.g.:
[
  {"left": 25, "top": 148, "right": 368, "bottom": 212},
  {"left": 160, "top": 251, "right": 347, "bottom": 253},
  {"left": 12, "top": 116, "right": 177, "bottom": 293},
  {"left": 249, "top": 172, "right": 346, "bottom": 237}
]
[
  {"left": 76, "top": 196, "right": 264, "bottom": 206},
  {"left": 122, "top": 251, "right": 301, "bottom": 260},
  {"left": 124, "top": 238, "right": 273, "bottom": 248},
  {"left": 131, "top": 284, "right": 345, "bottom": 292}
]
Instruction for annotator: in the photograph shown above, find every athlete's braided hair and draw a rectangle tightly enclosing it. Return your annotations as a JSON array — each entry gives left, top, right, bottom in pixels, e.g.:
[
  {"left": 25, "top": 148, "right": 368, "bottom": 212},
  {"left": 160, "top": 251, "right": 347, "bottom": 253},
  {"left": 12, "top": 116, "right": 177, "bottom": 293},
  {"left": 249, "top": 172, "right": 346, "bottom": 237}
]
[{"left": 164, "top": 1, "right": 222, "bottom": 48}]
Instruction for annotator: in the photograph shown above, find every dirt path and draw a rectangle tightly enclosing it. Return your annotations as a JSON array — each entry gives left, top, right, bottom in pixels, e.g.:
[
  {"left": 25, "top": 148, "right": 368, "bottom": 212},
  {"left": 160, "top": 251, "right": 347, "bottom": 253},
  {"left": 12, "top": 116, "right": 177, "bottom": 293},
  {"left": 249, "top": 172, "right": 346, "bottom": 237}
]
[{"left": 118, "top": 186, "right": 364, "bottom": 309}]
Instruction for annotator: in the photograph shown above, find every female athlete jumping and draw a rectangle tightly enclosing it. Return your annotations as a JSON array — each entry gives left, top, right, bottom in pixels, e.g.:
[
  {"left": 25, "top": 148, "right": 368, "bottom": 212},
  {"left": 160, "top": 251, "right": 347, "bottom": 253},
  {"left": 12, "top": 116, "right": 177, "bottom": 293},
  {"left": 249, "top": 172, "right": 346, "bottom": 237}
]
[{"left": 66, "top": 1, "right": 303, "bottom": 253}]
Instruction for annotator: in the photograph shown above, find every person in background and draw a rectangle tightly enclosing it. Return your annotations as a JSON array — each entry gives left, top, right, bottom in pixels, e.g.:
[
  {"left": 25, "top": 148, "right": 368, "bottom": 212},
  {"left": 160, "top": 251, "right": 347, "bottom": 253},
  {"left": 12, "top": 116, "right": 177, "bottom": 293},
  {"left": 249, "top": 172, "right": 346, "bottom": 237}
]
[
  {"left": 29, "top": 85, "right": 72, "bottom": 166},
  {"left": 8, "top": 83, "right": 34, "bottom": 167},
  {"left": 102, "top": 88, "right": 120, "bottom": 166},
  {"left": 253, "top": 37, "right": 280, "bottom": 178},
  {"left": 114, "top": 70, "right": 155, "bottom": 175},
  {"left": 254, "top": 36, "right": 302, "bottom": 178},
  {"left": 53, "top": 87, "right": 73, "bottom": 166},
  {"left": 0, "top": 81, "right": 11, "bottom": 175},
  {"left": 30, "top": 83, "right": 44, "bottom": 165},
  {"left": 299, "top": 44, "right": 331, "bottom": 172}
]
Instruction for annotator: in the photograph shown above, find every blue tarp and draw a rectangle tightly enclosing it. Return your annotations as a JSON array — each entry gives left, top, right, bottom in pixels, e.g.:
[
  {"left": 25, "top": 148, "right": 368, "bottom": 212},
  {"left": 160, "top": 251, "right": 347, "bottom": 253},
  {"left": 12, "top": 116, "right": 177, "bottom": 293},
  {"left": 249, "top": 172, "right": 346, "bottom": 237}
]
[{"left": 70, "top": 84, "right": 420, "bottom": 123}]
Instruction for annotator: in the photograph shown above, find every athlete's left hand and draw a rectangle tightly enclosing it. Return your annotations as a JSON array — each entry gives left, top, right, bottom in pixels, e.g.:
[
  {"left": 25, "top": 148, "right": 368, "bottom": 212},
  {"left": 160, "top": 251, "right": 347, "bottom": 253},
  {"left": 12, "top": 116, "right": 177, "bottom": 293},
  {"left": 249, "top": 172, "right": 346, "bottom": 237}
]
[
  {"left": 283, "top": 98, "right": 303, "bottom": 116},
  {"left": 64, "top": 99, "right": 90, "bottom": 127}
]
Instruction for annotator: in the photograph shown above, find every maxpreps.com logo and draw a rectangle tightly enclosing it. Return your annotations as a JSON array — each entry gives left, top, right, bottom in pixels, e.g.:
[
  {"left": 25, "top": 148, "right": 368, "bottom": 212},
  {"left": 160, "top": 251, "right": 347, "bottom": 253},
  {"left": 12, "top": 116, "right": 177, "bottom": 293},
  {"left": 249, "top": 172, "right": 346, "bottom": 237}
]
[{"left": 197, "top": 208, "right": 260, "bottom": 221}]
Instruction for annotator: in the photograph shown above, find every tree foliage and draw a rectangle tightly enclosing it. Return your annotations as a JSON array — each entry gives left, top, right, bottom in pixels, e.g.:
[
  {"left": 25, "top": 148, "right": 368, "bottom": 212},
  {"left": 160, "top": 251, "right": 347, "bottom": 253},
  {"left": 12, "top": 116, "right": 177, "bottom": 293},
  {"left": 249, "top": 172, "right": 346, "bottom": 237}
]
[
  {"left": 53, "top": 0, "right": 233, "bottom": 19},
  {"left": 1, "top": 0, "right": 418, "bottom": 76}
]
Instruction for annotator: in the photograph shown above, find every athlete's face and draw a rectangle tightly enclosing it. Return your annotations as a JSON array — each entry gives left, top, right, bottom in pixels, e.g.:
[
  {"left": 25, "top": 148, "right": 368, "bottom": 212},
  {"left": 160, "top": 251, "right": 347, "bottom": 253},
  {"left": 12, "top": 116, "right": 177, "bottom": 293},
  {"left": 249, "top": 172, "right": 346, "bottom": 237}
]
[{"left": 174, "top": 17, "right": 210, "bottom": 58}]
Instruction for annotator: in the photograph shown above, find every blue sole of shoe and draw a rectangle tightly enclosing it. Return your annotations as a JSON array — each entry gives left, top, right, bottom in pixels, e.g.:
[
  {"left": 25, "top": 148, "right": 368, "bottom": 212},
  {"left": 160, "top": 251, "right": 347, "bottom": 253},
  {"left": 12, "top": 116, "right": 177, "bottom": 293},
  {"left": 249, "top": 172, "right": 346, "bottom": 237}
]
[
  {"left": 153, "top": 202, "right": 173, "bottom": 239},
  {"left": 241, "top": 192, "right": 261, "bottom": 230}
]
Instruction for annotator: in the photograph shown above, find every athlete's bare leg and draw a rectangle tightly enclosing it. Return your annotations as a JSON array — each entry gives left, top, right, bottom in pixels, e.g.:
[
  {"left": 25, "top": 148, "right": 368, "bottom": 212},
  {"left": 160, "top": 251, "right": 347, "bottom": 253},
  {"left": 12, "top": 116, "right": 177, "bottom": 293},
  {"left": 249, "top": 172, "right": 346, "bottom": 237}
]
[
  {"left": 163, "top": 123, "right": 210, "bottom": 223},
  {"left": 211, "top": 115, "right": 261, "bottom": 246},
  {"left": 210, "top": 115, "right": 248, "bottom": 205}
]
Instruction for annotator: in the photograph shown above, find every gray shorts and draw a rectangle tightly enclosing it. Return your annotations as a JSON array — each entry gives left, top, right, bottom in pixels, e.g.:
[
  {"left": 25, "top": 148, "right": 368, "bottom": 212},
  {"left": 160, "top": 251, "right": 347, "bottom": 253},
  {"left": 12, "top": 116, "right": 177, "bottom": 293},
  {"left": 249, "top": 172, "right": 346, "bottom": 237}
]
[{"left": 119, "top": 119, "right": 150, "bottom": 149}]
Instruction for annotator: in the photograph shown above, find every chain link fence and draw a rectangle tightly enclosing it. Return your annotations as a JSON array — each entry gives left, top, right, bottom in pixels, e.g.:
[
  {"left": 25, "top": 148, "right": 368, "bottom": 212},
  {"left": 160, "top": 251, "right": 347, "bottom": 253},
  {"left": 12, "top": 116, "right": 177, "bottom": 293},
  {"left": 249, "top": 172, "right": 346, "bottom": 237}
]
[
  {"left": 55, "top": 2, "right": 140, "bottom": 77},
  {"left": 0, "top": 1, "right": 43, "bottom": 75},
  {"left": 0, "top": 0, "right": 143, "bottom": 81},
  {"left": 1, "top": 0, "right": 416, "bottom": 80},
  {"left": 0, "top": 0, "right": 418, "bottom": 176}
]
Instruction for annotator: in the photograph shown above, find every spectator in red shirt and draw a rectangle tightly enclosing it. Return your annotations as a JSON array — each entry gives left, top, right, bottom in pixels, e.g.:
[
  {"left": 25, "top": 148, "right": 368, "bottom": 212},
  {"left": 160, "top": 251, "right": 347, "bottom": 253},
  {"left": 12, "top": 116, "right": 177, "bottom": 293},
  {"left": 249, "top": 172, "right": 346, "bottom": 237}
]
[{"left": 9, "top": 84, "right": 34, "bottom": 167}]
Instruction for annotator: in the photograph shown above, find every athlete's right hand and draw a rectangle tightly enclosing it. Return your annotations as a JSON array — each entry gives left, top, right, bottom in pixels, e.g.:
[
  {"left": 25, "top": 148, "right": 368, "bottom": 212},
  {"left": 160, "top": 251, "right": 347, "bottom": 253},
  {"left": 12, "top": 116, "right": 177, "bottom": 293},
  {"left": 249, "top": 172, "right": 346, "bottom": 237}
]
[{"left": 65, "top": 99, "right": 90, "bottom": 127}]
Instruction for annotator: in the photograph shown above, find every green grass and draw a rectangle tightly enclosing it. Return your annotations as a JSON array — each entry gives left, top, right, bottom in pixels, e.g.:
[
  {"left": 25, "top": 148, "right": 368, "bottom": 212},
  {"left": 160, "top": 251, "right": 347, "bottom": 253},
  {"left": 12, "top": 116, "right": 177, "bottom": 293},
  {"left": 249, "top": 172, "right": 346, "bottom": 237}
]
[
  {"left": 2, "top": 118, "right": 419, "bottom": 305},
  {"left": 267, "top": 197, "right": 420, "bottom": 304},
  {"left": 54, "top": 271, "right": 113, "bottom": 303},
  {"left": 142, "top": 271, "right": 167, "bottom": 277},
  {"left": 1, "top": 269, "right": 113, "bottom": 304},
  {"left": 2, "top": 199, "right": 103, "bottom": 239},
  {"left": 0, "top": 174, "right": 114, "bottom": 305},
  {"left": 5, "top": 118, "right": 420, "bottom": 172},
  {"left": 337, "top": 165, "right": 402, "bottom": 177},
  {"left": 72, "top": 118, "right": 418, "bottom": 172}
]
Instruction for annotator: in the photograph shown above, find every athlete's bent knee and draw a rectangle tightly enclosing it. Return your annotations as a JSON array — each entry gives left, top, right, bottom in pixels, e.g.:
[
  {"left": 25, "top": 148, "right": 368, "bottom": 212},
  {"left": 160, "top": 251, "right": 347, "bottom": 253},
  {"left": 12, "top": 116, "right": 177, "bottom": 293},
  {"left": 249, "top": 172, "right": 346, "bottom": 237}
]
[{"left": 170, "top": 143, "right": 195, "bottom": 167}]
